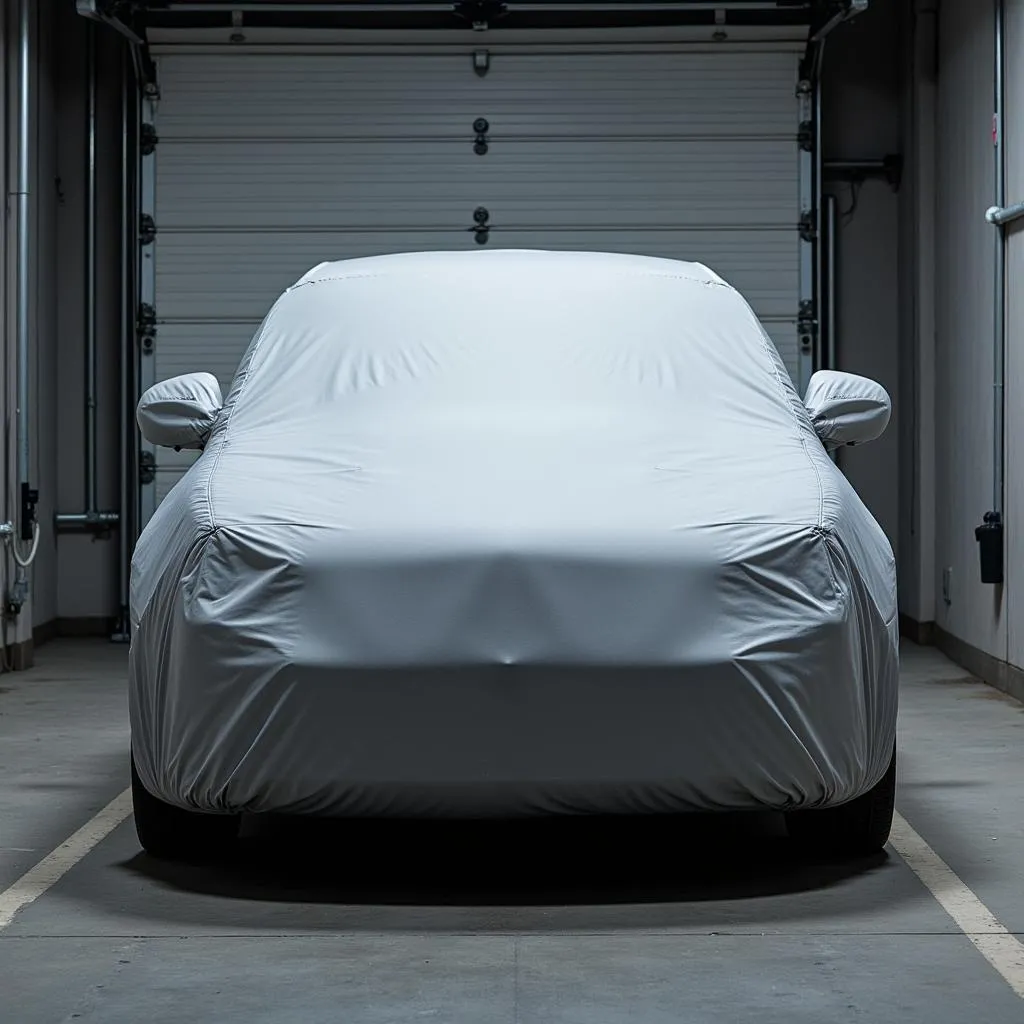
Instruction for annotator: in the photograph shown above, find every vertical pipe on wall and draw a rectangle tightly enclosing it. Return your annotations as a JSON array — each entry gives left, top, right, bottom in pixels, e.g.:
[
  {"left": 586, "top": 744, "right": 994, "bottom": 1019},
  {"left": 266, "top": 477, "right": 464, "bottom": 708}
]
[
  {"left": 54, "top": 21, "right": 117, "bottom": 535},
  {"left": 113, "top": 41, "right": 132, "bottom": 642},
  {"left": 992, "top": 0, "right": 1005, "bottom": 518},
  {"left": 15, "top": 0, "right": 35, "bottom": 543},
  {"left": 85, "top": 20, "right": 98, "bottom": 514},
  {"left": 976, "top": 0, "right": 1008, "bottom": 584}
]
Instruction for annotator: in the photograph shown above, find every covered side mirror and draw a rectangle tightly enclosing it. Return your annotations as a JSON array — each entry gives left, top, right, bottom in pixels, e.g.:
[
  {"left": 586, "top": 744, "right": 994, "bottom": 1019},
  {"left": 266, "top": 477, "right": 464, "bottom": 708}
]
[
  {"left": 803, "top": 370, "right": 890, "bottom": 452},
  {"left": 137, "top": 372, "right": 223, "bottom": 450}
]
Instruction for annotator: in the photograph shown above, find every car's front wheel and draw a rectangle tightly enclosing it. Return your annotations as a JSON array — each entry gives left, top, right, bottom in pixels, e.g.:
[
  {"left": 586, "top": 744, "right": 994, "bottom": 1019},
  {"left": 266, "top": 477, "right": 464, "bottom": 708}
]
[
  {"left": 131, "top": 753, "right": 241, "bottom": 863},
  {"left": 785, "top": 747, "right": 896, "bottom": 858}
]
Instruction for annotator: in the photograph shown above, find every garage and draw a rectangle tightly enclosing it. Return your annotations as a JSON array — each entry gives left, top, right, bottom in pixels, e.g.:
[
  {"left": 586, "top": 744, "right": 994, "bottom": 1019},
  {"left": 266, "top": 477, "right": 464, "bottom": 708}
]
[{"left": 3, "top": 0, "right": 1024, "bottom": 1020}]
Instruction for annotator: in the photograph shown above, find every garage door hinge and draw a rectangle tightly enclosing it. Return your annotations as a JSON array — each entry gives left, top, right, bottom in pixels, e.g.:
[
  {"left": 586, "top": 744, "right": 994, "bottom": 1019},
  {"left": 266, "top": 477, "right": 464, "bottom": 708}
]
[
  {"left": 137, "top": 303, "right": 156, "bottom": 353},
  {"left": 138, "top": 451, "right": 156, "bottom": 486},
  {"left": 473, "top": 118, "right": 490, "bottom": 155},
  {"left": 799, "top": 212, "right": 817, "bottom": 243},
  {"left": 798, "top": 300, "right": 818, "bottom": 354},
  {"left": 140, "top": 215, "right": 157, "bottom": 246},
  {"left": 468, "top": 205, "right": 490, "bottom": 244},
  {"left": 798, "top": 119, "right": 815, "bottom": 153},
  {"left": 140, "top": 123, "right": 159, "bottom": 156}
]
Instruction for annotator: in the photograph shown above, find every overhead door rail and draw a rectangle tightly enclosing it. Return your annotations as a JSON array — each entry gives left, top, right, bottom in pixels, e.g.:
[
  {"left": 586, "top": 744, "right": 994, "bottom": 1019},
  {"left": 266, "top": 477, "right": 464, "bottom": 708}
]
[{"left": 80, "top": 0, "right": 866, "bottom": 32}]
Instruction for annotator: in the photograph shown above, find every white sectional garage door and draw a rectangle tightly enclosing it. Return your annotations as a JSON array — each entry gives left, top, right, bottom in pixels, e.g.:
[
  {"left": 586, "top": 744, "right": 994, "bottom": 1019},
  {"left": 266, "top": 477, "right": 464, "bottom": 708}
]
[{"left": 143, "top": 42, "right": 804, "bottom": 517}]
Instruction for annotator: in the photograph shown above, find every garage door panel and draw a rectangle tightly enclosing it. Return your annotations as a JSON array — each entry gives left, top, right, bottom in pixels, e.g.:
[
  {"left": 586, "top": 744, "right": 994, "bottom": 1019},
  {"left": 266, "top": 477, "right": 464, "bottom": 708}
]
[
  {"left": 156, "top": 51, "right": 798, "bottom": 141},
  {"left": 156, "top": 231, "right": 797, "bottom": 321},
  {"left": 157, "top": 139, "right": 795, "bottom": 230},
  {"left": 153, "top": 321, "right": 261, "bottom": 389}
]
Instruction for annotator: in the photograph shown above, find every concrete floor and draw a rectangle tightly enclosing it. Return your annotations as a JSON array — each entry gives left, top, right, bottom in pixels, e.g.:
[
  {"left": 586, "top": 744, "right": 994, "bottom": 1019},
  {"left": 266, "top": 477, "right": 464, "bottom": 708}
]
[{"left": 1, "top": 640, "right": 1023, "bottom": 1023}]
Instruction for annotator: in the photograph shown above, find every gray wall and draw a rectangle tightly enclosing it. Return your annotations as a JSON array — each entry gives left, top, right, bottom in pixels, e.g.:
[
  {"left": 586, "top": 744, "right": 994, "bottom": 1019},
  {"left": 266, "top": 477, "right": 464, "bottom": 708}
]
[
  {"left": 930, "top": 0, "right": 1009, "bottom": 661},
  {"left": 822, "top": 0, "right": 903, "bottom": 554},
  {"left": 0, "top": 0, "right": 122, "bottom": 646},
  {"left": 897, "top": 0, "right": 938, "bottom": 628},
  {"left": 898, "top": 0, "right": 1024, "bottom": 675},
  {"left": 1007, "top": 0, "right": 1024, "bottom": 670},
  {"left": 1, "top": 0, "right": 61, "bottom": 648},
  {"left": 52, "top": 4, "right": 122, "bottom": 627}
]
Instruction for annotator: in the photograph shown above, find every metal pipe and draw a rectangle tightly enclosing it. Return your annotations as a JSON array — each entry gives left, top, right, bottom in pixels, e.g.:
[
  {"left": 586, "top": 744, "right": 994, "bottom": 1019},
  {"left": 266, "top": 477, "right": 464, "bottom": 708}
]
[
  {"left": 16, "top": 0, "right": 34, "bottom": 542},
  {"left": 55, "top": 21, "right": 120, "bottom": 536},
  {"left": 113, "top": 42, "right": 133, "bottom": 642},
  {"left": 987, "top": 200, "right": 1024, "bottom": 227},
  {"left": 86, "top": 20, "right": 98, "bottom": 513},
  {"left": 53, "top": 512, "right": 121, "bottom": 530},
  {"left": 992, "top": 0, "right": 1005, "bottom": 517},
  {"left": 825, "top": 192, "right": 837, "bottom": 371}
]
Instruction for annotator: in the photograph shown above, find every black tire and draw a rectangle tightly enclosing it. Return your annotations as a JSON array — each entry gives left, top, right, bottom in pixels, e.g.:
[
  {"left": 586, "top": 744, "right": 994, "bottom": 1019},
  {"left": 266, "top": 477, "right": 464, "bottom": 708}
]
[
  {"left": 131, "top": 752, "right": 241, "bottom": 863},
  {"left": 785, "top": 747, "right": 896, "bottom": 858}
]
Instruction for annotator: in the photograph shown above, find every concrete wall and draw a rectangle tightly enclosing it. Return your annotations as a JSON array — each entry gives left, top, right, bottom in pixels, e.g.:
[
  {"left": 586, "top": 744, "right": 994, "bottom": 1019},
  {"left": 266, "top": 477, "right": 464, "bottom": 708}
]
[
  {"left": 1, "top": 0, "right": 61, "bottom": 657},
  {"left": 931, "top": 0, "right": 1008, "bottom": 662},
  {"left": 1005, "top": 0, "right": 1024, "bottom": 671},
  {"left": 51, "top": 5, "right": 123, "bottom": 630},
  {"left": 897, "top": 0, "right": 937, "bottom": 630},
  {"left": 0, "top": 0, "right": 123, "bottom": 662}
]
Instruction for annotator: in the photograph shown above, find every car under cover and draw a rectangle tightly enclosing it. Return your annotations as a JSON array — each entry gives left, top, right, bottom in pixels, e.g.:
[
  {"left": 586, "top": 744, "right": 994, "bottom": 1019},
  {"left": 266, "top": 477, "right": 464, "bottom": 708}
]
[{"left": 129, "top": 249, "right": 899, "bottom": 819}]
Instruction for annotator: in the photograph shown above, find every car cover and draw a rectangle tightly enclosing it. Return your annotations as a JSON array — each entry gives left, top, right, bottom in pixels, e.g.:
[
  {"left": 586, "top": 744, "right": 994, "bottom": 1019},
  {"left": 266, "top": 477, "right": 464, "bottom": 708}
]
[{"left": 129, "top": 250, "right": 899, "bottom": 819}]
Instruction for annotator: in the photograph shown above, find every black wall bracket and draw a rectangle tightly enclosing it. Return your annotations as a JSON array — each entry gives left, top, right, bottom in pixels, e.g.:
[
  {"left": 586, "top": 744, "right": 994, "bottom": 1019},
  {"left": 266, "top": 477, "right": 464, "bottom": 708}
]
[{"left": 975, "top": 511, "right": 1004, "bottom": 585}]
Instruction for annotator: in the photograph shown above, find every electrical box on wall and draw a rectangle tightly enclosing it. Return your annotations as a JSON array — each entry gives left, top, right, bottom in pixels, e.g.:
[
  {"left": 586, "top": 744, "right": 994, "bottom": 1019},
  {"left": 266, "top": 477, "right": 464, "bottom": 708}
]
[{"left": 975, "top": 512, "right": 1004, "bottom": 585}]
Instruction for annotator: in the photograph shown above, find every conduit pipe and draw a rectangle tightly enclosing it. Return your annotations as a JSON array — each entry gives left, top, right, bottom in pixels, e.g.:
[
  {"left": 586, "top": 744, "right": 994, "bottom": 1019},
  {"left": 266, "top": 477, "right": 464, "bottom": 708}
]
[
  {"left": 55, "top": 20, "right": 120, "bottom": 537},
  {"left": 111, "top": 45, "right": 133, "bottom": 643},
  {"left": 15, "top": 0, "right": 38, "bottom": 548},
  {"left": 976, "top": 0, "right": 1007, "bottom": 584}
]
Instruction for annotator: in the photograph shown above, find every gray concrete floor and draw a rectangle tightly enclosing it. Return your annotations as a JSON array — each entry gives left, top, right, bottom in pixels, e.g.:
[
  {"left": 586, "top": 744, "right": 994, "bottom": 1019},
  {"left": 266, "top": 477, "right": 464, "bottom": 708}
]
[{"left": 1, "top": 640, "right": 1023, "bottom": 1022}]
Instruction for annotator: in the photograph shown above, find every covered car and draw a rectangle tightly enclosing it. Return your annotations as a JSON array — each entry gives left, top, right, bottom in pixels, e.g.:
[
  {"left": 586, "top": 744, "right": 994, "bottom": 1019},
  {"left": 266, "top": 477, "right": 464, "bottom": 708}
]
[{"left": 129, "top": 249, "right": 899, "bottom": 862}]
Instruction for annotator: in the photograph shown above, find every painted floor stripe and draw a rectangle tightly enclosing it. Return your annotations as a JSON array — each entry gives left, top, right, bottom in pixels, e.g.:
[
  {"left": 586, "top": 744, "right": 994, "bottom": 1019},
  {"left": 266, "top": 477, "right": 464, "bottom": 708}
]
[
  {"left": 2, "top": 790, "right": 1023, "bottom": 1005},
  {"left": 0, "top": 787, "right": 133, "bottom": 931},
  {"left": 890, "top": 809, "right": 1024, "bottom": 999}
]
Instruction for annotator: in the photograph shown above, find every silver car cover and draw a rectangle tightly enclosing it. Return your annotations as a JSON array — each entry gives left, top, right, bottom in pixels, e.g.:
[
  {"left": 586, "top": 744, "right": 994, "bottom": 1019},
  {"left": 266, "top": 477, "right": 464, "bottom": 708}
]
[{"left": 129, "top": 250, "right": 899, "bottom": 818}]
